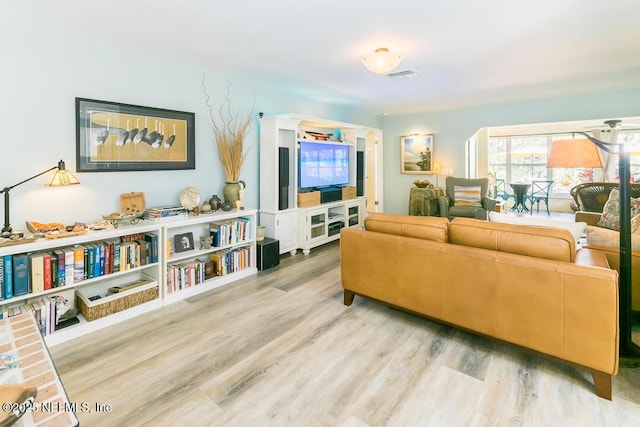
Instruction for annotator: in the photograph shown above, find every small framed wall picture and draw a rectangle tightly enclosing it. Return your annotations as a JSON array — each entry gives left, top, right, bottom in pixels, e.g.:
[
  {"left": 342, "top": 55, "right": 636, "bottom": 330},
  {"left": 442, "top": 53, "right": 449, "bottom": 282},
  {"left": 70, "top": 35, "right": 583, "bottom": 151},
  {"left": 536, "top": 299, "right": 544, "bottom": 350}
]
[
  {"left": 401, "top": 133, "right": 434, "bottom": 174},
  {"left": 173, "top": 232, "right": 194, "bottom": 253}
]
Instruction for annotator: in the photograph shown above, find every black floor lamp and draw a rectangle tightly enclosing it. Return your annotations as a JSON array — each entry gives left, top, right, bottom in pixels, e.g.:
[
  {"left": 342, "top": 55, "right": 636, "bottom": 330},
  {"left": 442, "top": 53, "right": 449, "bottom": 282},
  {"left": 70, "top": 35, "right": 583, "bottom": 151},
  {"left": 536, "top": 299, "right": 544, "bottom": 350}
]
[
  {"left": 1, "top": 160, "right": 79, "bottom": 238},
  {"left": 548, "top": 119, "right": 640, "bottom": 365}
]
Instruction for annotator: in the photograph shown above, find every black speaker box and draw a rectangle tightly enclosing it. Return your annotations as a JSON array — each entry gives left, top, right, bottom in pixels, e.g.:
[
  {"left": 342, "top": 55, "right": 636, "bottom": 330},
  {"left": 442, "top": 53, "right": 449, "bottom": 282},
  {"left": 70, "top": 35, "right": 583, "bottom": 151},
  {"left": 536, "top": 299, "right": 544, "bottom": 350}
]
[
  {"left": 257, "top": 237, "right": 280, "bottom": 270},
  {"left": 356, "top": 151, "right": 364, "bottom": 196},
  {"left": 278, "top": 147, "right": 289, "bottom": 210},
  {"left": 320, "top": 188, "right": 342, "bottom": 203}
]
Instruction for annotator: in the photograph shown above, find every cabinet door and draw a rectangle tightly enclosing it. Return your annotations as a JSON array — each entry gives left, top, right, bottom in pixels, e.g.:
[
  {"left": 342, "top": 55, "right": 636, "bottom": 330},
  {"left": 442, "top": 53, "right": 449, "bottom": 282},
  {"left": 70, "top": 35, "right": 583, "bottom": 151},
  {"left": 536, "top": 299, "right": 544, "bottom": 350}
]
[
  {"left": 346, "top": 201, "right": 362, "bottom": 227},
  {"left": 307, "top": 208, "right": 327, "bottom": 243},
  {"left": 275, "top": 211, "right": 298, "bottom": 254}
]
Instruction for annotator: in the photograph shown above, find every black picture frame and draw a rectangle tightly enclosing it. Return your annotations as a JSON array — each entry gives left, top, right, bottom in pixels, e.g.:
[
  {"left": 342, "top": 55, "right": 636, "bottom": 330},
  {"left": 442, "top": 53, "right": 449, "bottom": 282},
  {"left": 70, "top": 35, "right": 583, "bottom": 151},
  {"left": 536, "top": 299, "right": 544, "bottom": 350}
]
[
  {"left": 76, "top": 98, "right": 195, "bottom": 172},
  {"left": 173, "top": 232, "right": 194, "bottom": 253}
]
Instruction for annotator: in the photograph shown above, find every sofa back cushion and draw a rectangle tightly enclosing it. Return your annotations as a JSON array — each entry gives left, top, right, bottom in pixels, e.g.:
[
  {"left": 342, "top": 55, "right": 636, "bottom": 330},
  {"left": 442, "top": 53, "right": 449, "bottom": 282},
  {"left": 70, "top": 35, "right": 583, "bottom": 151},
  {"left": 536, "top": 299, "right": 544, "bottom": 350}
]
[
  {"left": 449, "top": 217, "right": 576, "bottom": 263},
  {"left": 364, "top": 213, "right": 449, "bottom": 243}
]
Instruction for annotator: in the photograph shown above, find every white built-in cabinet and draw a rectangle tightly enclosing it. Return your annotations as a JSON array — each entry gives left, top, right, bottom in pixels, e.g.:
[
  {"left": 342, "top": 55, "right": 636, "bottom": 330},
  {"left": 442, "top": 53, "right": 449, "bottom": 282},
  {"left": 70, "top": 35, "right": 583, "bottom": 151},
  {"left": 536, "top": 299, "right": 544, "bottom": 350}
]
[
  {"left": 0, "top": 209, "right": 257, "bottom": 346},
  {"left": 298, "top": 198, "right": 365, "bottom": 255},
  {"left": 259, "top": 114, "right": 372, "bottom": 255}
]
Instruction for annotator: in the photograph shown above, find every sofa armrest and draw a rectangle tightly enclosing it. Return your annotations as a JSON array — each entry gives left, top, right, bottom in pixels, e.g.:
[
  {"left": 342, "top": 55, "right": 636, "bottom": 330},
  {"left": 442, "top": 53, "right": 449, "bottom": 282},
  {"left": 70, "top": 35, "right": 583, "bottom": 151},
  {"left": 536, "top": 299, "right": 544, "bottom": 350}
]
[
  {"left": 575, "top": 247, "right": 610, "bottom": 269},
  {"left": 437, "top": 196, "right": 450, "bottom": 218},
  {"left": 583, "top": 243, "right": 640, "bottom": 312},
  {"left": 576, "top": 211, "right": 601, "bottom": 226},
  {"left": 482, "top": 197, "right": 497, "bottom": 212}
]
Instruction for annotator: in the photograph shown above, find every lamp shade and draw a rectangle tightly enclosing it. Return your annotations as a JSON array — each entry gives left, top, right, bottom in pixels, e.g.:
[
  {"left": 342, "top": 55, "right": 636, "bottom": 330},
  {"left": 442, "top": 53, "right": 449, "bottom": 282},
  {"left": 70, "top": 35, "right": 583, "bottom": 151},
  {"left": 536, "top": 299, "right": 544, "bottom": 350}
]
[
  {"left": 432, "top": 160, "right": 442, "bottom": 174},
  {"left": 362, "top": 48, "right": 403, "bottom": 74},
  {"left": 46, "top": 160, "right": 80, "bottom": 187},
  {"left": 546, "top": 139, "right": 604, "bottom": 168}
]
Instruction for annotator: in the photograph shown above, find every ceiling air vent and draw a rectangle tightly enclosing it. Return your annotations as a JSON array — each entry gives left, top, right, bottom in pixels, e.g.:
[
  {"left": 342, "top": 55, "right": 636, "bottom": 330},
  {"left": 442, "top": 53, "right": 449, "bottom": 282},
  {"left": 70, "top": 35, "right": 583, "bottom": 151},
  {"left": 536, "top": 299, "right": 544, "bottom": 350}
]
[{"left": 387, "top": 69, "right": 421, "bottom": 79}]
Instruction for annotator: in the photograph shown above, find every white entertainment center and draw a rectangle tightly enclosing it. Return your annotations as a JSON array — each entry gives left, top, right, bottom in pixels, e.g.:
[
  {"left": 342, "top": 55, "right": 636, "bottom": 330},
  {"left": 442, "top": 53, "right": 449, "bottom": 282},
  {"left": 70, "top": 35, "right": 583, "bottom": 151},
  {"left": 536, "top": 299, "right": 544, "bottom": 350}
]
[{"left": 259, "top": 115, "right": 375, "bottom": 254}]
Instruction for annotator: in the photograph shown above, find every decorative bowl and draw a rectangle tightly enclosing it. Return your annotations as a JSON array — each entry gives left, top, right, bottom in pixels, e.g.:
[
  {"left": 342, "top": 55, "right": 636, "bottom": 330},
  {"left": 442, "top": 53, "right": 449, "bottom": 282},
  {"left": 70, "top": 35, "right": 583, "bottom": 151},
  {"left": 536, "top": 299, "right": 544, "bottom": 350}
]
[{"left": 413, "top": 180, "right": 430, "bottom": 188}]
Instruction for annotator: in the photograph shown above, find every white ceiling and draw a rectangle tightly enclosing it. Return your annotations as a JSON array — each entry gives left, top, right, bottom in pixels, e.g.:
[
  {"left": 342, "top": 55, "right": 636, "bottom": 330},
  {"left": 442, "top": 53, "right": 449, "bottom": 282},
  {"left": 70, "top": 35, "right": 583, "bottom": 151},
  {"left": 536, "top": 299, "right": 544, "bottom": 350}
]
[{"left": 8, "top": 0, "right": 640, "bottom": 115}]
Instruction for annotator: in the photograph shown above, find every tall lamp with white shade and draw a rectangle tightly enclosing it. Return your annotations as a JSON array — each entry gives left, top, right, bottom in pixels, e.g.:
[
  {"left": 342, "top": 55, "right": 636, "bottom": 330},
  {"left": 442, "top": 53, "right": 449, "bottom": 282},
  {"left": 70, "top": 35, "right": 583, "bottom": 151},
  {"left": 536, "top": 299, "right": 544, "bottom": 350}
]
[{"left": 547, "top": 120, "right": 640, "bottom": 365}]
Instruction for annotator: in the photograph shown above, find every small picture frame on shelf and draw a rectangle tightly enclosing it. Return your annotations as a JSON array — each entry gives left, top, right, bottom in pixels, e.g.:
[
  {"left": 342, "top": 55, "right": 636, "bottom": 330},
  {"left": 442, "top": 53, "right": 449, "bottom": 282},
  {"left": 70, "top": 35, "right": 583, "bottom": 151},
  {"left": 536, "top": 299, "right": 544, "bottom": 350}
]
[{"left": 173, "top": 232, "right": 194, "bottom": 253}]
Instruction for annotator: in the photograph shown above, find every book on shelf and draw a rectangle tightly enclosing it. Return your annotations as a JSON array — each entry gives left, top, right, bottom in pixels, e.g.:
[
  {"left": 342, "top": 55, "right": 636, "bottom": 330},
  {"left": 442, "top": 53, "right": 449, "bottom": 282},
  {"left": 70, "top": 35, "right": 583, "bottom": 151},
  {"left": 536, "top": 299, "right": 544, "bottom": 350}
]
[
  {"left": 73, "top": 245, "right": 85, "bottom": 282},
  {"left": 40, "top": 252, "right": 53, "bottom": 291},
  {"left": 112, "top": 239, "right": 121, "bottom": 273},
  {"left": 29, "top": 253, "right": 45, "bottom": 293},
  {"left": 95, "top": 244, "right": 104, "bottom": 277},
  {"left": 3, "top": 255, "right": 12, "bottom": 300},
  {"left": 12, "top": 253, "right": 30, "bottom": 297},
  {"left": 86, "top": 243, "right": 96, "bottom": 279},
  {"left": 144, "top": 205, "right": 188, "bottom": 220},
  {"left": 0, "top": 256, "right": 4, "bottom": 300},
  {"left": 53, "top": 249, "right": 66, "bottom": 288},
  {"left": 144, "top": 233, "right": 158, "bottom": 263},
  {"left": 63, "top": 247, "right": 75, "bottom": 286}
]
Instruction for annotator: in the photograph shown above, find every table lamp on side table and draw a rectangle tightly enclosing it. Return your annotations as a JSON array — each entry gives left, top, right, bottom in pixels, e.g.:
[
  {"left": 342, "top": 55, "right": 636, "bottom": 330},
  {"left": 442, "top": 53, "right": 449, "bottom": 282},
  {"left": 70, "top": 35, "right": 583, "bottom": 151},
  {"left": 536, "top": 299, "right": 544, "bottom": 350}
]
[{"left": 432, "top": 161, "right": 442, "bottom": 189}]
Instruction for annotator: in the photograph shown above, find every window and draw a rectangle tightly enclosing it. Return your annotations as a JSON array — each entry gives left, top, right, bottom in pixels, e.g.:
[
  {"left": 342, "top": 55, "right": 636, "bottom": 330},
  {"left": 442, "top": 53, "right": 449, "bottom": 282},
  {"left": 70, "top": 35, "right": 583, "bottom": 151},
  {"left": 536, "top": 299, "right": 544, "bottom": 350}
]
[
  {"left": 489, "top": 131, "right": 640, "bottom": 194},
  {"left": 612, "top": 132, "right": 640, "bottom": 182},
  {"left": 488, "top": 133, "right": 597, "bottom": 195}
]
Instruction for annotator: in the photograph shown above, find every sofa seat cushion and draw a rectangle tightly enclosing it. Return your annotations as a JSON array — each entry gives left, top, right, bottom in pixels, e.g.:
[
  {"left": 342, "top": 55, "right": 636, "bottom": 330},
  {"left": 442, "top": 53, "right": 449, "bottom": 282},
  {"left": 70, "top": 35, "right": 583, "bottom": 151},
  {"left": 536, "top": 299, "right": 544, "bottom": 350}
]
[
  {"left": 448, "top": 205, "right": 481, "bottom": 218},
  {"left": 449, "top": 217, "right": 576, "bottom": 262},
  {"left": 364, "top": 213, "right": 449, "bottom": 242}
]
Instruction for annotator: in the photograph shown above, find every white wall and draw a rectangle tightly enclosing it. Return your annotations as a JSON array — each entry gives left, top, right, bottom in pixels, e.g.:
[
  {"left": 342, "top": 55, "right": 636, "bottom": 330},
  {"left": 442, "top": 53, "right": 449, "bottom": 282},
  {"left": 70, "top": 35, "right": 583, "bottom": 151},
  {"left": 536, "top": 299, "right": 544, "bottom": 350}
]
[
  {"left": 381, "top": 88, "right": 640, "bottom": 214},
  {"left": 0, "top": 19, "right": 380, "bottom": 230}
]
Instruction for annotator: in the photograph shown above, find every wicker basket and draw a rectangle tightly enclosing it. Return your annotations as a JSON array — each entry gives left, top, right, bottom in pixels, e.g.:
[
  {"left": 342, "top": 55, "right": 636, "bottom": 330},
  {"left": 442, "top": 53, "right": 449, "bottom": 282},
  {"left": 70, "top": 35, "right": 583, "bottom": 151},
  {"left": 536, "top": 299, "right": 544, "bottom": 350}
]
[
  {"left": 297, "top": 191, "right": 320, "bottom": 207},
  {"left": 77, "top": 278, "right": 158, "bottom": 321},
  {"left": 342, "top": 186, "right": 357, "bottom": 200}
]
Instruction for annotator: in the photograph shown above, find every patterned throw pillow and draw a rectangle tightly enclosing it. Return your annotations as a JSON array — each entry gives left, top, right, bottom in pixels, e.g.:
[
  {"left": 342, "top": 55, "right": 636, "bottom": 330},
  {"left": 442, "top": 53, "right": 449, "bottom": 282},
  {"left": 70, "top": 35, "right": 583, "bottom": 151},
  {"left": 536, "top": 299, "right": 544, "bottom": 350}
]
[
  {"left": 632, "top": 214, "right": 640, "bottom": 235},
  {"left": 597, "top": 188, "right": 640, "bottom": 230},
  {"left": 454, "top": 185, "right": 482, "bottom": 207}
]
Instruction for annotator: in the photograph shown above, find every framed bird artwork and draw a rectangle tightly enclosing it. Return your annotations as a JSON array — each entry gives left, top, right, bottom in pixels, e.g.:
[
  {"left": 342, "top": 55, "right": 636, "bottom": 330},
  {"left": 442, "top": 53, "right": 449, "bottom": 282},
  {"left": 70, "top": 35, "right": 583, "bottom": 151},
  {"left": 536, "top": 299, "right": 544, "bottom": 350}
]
[{"left": 76, "top": 98, "right": 195, "bottom": 172}]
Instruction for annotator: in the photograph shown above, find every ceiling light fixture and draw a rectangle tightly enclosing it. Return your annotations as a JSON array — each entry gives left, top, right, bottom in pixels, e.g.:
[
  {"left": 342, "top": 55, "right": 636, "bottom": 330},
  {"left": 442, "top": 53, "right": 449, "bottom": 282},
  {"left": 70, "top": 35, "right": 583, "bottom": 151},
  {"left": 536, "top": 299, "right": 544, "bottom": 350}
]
[{"left": 362, "top": 48, "right": 403, "bottom": 74}]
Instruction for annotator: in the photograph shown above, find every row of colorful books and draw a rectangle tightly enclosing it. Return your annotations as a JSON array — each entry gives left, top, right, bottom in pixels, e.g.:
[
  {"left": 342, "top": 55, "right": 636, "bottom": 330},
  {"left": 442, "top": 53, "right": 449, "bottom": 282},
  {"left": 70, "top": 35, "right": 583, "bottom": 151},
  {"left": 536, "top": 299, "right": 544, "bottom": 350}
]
[
  {"left": 210, "top": 246, "right": 252, "bottom": 277},
  {"left": 0, "top": 232, "right": 158, "bottom": 301},
  {"left": 0, "top": 296, "right": 59, "bottom": 337},
  {"left": 209, "top": 218, "right": 251, "bottom": 247},
  {"left": 166, "top": 258, "right": 207, "bottom": 293},
  {"left": 166, "top": 245, "right": 252, "bottom": 293}
]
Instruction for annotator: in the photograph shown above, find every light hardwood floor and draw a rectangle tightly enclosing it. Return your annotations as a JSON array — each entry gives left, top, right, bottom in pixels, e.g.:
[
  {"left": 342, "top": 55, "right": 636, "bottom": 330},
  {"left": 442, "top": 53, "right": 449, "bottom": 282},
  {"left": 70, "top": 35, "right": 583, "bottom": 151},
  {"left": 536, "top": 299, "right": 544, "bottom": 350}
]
[{"left": 51, "top": 241, "right": 640, "bottom": 426}]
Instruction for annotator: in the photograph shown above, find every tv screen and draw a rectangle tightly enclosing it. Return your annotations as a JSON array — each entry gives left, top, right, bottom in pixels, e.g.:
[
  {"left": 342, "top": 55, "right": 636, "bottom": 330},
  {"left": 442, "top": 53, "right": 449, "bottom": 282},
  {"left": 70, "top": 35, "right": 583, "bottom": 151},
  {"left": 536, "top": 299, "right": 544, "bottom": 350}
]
[{"left": 299, "top": 141, "right": 349, "bottom": 189}]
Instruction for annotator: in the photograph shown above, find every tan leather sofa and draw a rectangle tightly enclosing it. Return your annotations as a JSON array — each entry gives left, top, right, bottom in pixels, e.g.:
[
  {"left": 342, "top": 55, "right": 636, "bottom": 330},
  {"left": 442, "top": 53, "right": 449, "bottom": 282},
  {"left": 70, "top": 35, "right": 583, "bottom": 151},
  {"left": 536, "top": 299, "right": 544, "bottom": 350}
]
[
  {"left": 577, "top": 210, "right": 640, "bottom": 312},
  {"left": 340, "top": 213, "right": 619, "bottom": 400}
]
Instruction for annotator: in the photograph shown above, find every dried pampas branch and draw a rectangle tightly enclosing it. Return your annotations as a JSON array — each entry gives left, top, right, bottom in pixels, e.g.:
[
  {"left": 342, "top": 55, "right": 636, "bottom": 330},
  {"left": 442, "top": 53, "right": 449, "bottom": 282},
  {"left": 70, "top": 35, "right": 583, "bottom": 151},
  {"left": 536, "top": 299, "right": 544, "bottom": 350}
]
[{"left": 202, "top": 77, "right": 254, "bottom": 183}]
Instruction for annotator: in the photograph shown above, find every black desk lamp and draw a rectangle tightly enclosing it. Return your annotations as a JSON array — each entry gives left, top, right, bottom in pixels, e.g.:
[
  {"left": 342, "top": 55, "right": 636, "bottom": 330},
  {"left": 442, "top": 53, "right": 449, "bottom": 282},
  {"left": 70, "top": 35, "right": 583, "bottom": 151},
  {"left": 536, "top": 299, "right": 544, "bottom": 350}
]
[
  {"left": 548, "top": 119, "right": 640, "bottom": 366},
  {"left": 1, "top": 160, "right": 79, "bottom": 238}
]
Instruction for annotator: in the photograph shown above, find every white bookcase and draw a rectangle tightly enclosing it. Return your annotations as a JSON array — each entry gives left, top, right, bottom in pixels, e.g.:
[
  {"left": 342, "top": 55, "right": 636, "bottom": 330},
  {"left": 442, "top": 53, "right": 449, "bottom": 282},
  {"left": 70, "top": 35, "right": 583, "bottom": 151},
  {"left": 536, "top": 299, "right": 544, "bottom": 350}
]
[
  {"left": 0, "top": 209, "right": 257, "bottom": 346},
  {"left": 162, "top": 209, "right": 257, "bottom": 304}
]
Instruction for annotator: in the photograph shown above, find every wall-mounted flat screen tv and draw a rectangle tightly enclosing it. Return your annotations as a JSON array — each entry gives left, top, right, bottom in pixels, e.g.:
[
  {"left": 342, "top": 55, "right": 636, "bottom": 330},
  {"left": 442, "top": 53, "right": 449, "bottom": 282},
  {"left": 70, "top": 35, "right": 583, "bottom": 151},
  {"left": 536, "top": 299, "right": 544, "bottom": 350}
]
[{"left": 298, "top": 141, "right": 349, "bottom": 189}]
